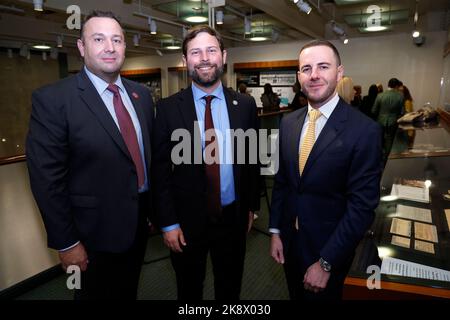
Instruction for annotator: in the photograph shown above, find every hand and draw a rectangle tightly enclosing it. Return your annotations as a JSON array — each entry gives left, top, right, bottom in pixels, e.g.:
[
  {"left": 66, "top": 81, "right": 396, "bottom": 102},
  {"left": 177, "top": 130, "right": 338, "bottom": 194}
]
[
  {"left": 303, "top": 261, "right": 331, "bottom": 293},
  {"left": 163, "top": 227, "right": 186, "bottom": 253},
  {"left": 247, "top": 211, "right": 255, "bottom": 233},
  {"left": 270, "top": 234, "right": 285, "bottom": 264},
  {"left": 59, "top": 242, "right": 89, "bottom": 272}
]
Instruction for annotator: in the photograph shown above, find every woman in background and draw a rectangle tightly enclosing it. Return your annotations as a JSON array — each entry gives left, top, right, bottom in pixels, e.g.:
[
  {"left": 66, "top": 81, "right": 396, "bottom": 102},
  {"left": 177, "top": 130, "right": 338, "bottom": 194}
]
[
  {"left": 336, "top": 76, "right": 355, "bottom": 104},
  {"left": 399, "top": 85, "right": 414, "bottom": 113}
]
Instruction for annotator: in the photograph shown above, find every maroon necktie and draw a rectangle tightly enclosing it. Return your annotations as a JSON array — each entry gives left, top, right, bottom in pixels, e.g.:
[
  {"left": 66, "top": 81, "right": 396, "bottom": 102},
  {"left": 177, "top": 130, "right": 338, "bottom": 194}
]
[
  {"left": 107, "top": 84, "right": 145, "bottom": 188},
  {"left": 203, "top": 95, "right": 221, "bottom": 218}
]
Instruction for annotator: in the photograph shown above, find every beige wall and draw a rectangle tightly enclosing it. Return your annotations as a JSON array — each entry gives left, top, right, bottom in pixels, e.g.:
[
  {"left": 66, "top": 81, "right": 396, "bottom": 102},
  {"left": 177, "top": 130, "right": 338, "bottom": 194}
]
[{"left": 118, "top": 31, "right": 447, "bottom": 110}]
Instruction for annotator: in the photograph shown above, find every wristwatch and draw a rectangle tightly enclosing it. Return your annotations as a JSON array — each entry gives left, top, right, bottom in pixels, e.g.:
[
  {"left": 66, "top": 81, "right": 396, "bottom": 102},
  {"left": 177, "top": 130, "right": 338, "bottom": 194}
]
[{"left": 319, "top": 257, "right": 332, "bottom": 272}]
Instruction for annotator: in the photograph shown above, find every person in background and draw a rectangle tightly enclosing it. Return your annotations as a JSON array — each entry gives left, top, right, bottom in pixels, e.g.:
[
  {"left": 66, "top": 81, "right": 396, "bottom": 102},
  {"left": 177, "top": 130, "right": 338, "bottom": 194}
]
[
  {"left": 376, "top": 83, "right": 384, "bottom": 93},
  {"left": 336, "top": 76, "right": 355, "bottom": 104},
  {"left": 288, "top": 82, "right": 303, "bottom": 110},
  {"left": 399, "top": 85, "right": 414, "bottom": 113},
  {"left": 372, "top": 77, "right": 404, "bottom": 164},
  {"left": 269, "top": 39, "right": 382, "bottom": 300},
  {"left": 351, "top": 85, "right": 362, "bottom": 109},
  {"left": 238, "top": 82, "right": 251, "bottom": 96},
  {"left": 26, "top": 10, "right": 154, "bottom": 300},
  {"left": 261, "top": 83, "right": 280, "bottom": 111},
  {"left": 360, "top": 84, "right": 379, "bottom": 119}
]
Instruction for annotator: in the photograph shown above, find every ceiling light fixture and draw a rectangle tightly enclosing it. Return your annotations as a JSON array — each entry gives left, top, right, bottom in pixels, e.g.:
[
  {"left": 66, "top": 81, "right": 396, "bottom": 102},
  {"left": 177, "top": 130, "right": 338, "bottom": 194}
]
[
  {"left": 216, "top": 10, "right": 224, "bottom": 25},
  {"left": 166, "top": 40, "right": 181, "bottom": 50},
  {"left": 365, "top": 25, "right": 388, "bottom": 32},
  {"left": 244, "top": 17, "right": 251, "bottom": 34},
  {"left": 294, "top": 0, "right": 312, "bottom": 15},
  {"left": 271, "top": 29, "right": 280, "bottom": 43},
  {"left": 249, "top": 36, "right": 269, "bottom": 42},
  {"left": 56, "top": 35, "right": 63, "bottom": 48},
  {"left": 331, "top": 21, "right": 345, "bottom": 36},
  {"left": 133, "top": 34, "right": 140, "bottom": 46},
  {"left": 32, "top": 44, "right": 51, "bottom": 50},
  {"left": 148, "top": 17, "right": 157, "bottom": 34},
  {"left": 184, "top": 15, "right": 208, "bottom": 23},
  {"left": 412, "top": 0, "right": 420, "bottom": 38},
  {"left": 33, "top": 0, "right": 43, "bottom": 11}
]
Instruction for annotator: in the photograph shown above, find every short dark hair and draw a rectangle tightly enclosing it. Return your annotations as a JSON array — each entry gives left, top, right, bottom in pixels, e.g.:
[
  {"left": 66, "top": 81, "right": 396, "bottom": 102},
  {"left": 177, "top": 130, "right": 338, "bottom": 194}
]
[
  {"left": 388, "top": 78, "right": 401, "bottom": 89},
  {"left": 80, "top": 10, "right": 124, "bottom": 39},
  {"left": 182, "top": 25, "right": 224, "bottom": 57},
  {"left": 299, "top": 39, "right": 341, "bottom": 66}
]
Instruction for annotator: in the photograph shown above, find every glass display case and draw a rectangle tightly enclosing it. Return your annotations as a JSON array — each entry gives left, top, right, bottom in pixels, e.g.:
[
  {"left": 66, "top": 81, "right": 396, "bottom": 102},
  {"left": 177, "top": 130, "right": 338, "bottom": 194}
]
[{"left": 344, "top": 116, "right": 450, "bottom": 299}]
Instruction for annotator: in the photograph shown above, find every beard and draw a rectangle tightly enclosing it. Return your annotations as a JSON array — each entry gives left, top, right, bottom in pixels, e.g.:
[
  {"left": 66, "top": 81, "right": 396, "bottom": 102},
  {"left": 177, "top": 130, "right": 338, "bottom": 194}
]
[
  {"left": 302, "top": 81, "right": 337, "bottom": 106},
  {"left": 188, "top": 63, "right": 224, "bottom": 88}
]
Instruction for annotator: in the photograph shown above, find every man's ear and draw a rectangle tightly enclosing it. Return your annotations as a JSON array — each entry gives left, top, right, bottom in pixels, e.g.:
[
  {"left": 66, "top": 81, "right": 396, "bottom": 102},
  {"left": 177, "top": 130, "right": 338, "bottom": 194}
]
[
  {"left": 77, "top": 39, "right": 85, "bottom": 58},
  {"left": 182, "top": 55, "right": 187, "bottom": 66},
  {"left": 337, "top": 64, "right": 344, "bottom": 82},
  {"left": 222, "top": 49, "right": 227, "bottom": 65}
]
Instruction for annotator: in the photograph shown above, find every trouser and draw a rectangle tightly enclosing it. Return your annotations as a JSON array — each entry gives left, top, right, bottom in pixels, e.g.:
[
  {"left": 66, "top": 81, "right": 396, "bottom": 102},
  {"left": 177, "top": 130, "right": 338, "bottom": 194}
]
[
  {"left": 170, "top": 202, "right": 247, "bottom": 301},
  {"left": 74, "top": 192, "right": 149, "bottom": 300}
]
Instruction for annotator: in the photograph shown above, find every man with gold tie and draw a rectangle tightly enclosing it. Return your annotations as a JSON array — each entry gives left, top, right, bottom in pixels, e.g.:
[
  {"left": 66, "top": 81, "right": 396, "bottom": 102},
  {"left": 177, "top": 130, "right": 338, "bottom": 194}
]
[{"left": 269, "top": 40, "right": 382, "bottom": 300}]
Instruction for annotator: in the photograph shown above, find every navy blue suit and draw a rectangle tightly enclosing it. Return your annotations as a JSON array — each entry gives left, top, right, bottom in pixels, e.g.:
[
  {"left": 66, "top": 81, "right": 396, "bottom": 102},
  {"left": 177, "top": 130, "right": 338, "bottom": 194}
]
[{"left": 270, "top": 98, "right": 382, "bottom": 299}]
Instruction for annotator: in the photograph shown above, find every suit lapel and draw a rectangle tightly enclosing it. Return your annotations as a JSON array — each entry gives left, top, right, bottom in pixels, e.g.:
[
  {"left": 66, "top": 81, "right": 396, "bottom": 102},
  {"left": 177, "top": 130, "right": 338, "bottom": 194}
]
[
  {"left": 177, "top": 85, "right": 199, "bottom": 136},
  {"left": 222, "top": 86, "right": 241, "bottom": 195},
  {"left": 223, "top": 86, "right": 240, "bottom": 131},
  {"left": 301, "top": 100, "right": 347, "bottom": 176},
  {"left": 123, "top": 79, "right": 152, "bottom": 169},
  {"left": 291, "top": 108, "right": 307, "bottom": 182},
  {"left": 77, "top": 69, "right": 131, "bottom": 160}
]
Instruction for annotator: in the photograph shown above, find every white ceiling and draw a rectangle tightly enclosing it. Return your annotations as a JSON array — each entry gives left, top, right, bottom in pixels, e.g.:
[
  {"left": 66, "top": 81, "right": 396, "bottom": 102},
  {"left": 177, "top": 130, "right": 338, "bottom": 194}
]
[{"left": 0, "top": 0, "right": 448, "bottom": 56}]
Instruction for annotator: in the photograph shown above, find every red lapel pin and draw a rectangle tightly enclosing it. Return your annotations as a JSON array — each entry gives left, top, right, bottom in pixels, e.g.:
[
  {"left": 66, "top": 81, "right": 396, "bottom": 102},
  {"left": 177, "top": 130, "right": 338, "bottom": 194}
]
[{"left": 132, "top": 92, "right": 139, "bottom": 99}]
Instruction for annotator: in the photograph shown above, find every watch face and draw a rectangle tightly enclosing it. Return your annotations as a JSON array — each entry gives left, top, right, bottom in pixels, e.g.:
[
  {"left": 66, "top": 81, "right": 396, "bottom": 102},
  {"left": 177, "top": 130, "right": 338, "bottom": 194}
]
[{"left": 320, "top": 258, "right": 331, "bottom": 272}]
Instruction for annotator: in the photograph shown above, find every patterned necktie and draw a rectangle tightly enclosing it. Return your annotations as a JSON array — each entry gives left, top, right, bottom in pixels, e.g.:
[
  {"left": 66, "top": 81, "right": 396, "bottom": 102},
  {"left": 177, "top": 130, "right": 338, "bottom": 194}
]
[
  {"left": 299, "top": 108, "right": 322, "bottom": 175},
  {"left": 107, "top": 84, "right": 145, "bottom": 188},
  {"left": 203, "top": 95, "right": 221, "bottom": 218}
]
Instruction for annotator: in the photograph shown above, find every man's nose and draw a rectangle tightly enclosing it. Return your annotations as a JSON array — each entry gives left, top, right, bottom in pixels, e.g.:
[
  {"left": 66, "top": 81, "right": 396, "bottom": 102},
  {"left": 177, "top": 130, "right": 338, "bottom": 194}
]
[{"left": 104, "top": 39, "right": 115, "bottom": 52}]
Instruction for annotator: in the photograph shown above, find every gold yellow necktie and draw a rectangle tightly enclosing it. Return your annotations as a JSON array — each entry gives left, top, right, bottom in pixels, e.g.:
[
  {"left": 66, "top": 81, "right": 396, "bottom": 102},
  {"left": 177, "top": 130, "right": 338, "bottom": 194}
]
[{"left": 299, "top": 109, "right": 322, "bottom": 175}]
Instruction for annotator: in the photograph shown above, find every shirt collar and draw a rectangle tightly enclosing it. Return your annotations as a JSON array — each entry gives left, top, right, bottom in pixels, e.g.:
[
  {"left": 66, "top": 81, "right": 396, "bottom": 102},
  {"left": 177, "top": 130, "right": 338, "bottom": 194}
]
[
  {"left": 191, "top": 82, "right": 225, "bottom": 103},
  {"left": 84, "top": 66, "right": 126, "bottom": 95},
  {"left": 307, "top": 92, "right": 339, "bottom": 120}
]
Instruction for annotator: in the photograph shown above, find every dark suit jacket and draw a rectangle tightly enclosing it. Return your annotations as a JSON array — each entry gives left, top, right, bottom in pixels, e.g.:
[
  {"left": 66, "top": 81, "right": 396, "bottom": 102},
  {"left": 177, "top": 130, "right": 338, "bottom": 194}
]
[
  {"left": 152, "top": 85, "right": 260, "bottom": 240},
  {"left": 270, "top": 98, "right": 382, "bottom": 271},
  {"left": 26, "top": 69, "right": 153, "bottom": 253}
]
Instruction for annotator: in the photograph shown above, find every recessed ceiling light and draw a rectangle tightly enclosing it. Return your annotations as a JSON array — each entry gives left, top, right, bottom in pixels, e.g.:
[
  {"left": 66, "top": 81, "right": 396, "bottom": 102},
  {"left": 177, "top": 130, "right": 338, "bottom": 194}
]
[
  {"left": 184, "top": 16, "right": 208, "bottom": 23},
  {"left": 166, "top": 45, "right": 181, "bottom": 50},
  {"left": 32, "top": 44, "right": 51, "bottom": 50},
  {"left": 249, "top": 36, "right": 269, "bottom": 42},
  {"left": 365, "top": 25, "right": 388, "bottom": 32}
]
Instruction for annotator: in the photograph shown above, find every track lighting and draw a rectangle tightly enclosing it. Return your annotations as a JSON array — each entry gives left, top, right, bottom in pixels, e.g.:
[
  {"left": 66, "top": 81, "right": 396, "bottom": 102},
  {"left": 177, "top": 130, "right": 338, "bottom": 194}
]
[
  {"left": 133, "top": 34, "right": 140, "bottom": 46},
  {"left": 294, "top": 0, "right": 312, "bottom": 15},
  {"left": 33, "top": 0, "right": 43, "bottom": 11},
  {"left": 244, "top": 17, "right": 251, "bottom": 34},
  {"left": 216, "top": 10, "right": 224, "bottom": 25},
  {"left": 148, "top": 17, "right": 157, "bottom": 34},
  {"left": 56, "top": 35, "right": 63, "bottom": 48}
]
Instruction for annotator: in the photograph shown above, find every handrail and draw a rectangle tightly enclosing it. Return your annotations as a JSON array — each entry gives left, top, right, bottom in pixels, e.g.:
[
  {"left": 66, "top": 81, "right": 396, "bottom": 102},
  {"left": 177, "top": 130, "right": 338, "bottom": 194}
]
[{"left": 0, "top": 154, "right": 26, "bottom": 166}]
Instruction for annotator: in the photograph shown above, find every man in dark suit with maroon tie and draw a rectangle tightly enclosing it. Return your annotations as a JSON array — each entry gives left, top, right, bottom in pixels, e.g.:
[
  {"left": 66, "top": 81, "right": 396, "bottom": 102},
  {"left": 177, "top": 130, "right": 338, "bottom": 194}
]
[
  {"left": 26, "top": 11, "right": 153, "bottom": 299},
  {"left": 152, "top": 25, "right": 260, "bottom": 300}
]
